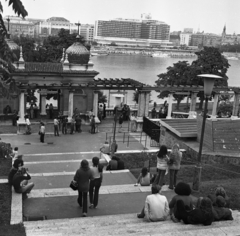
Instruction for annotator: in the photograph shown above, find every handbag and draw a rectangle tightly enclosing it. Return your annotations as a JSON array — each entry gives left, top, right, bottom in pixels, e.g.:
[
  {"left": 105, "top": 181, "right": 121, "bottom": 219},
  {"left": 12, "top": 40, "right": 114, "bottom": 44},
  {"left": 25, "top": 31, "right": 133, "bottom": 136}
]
[{"left": 69, "top": 180, "right": 78, "bottom": 191}]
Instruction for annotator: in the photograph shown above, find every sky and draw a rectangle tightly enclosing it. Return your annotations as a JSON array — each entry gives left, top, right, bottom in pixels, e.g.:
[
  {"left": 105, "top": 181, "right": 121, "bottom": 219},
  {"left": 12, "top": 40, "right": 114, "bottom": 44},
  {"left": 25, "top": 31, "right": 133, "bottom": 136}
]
[{"left": 1, "top": 0, "right": 240, "bottom": 35}]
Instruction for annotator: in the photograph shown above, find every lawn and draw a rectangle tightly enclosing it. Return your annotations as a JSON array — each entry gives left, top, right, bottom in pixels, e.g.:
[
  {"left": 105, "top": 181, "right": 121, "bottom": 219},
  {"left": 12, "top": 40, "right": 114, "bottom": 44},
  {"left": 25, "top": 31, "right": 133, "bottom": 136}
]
[{"left": 130, "top": 162, "right": 240, "bottom": 210}]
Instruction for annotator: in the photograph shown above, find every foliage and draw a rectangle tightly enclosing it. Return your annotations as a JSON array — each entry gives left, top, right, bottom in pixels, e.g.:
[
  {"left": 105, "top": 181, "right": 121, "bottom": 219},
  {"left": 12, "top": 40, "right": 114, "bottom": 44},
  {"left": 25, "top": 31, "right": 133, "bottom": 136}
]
[
  {"left": 156, "top": 61, "right": 192, "bottom": 110},
  {"left": 12, "top": 29, "right": 87, "bottom": 63},
  {"left": 26, "top": 88, "right": 37, "bottom": 104},
  {"left": 0, "top": 0, "right": 27, "bottom": 97},
  {"left": 218, "top": 101, "right": 233, "bottom": 116},
  {"left": 155, "top": 47, "right": 230, "bottom": 110},
  {"left": 97, "top": 90, "right": 107, "bottom": 104}
]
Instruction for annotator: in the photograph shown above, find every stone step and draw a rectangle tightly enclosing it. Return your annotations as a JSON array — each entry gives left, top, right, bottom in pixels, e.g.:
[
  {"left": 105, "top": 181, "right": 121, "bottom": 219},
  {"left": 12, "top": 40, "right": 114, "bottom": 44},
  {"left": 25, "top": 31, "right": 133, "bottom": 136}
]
[{"left": 24, "top": 211, "right": 240, "bottom": 236}]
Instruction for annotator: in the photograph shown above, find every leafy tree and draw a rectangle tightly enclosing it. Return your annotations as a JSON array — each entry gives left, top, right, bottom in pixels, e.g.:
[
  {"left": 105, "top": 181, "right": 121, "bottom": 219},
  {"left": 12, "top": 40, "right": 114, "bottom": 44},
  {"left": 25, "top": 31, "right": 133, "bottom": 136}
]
[
  {"left": 12, "top": 29, "right": 87, "bottom": 63},
  {"left": 97, "top": 90, "right": 107, "bottom": 104},
  {"left": 0, "top": 0, "right": 27, "bottom": 97},
  {"left": 155, "top": 61, "right": 192, "bottom": 110},
  {"left": 155, "top": 47, "right": 230, "bottom": 110}
]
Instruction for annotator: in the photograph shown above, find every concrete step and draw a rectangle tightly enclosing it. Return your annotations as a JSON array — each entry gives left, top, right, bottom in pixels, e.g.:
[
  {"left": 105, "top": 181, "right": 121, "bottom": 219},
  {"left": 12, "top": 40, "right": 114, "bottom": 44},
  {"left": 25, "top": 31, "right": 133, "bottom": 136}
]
[
  {"left": 28, "top": 183, "right": 152, "bottom": 198},
  {"left": 24, "top": 211, "right": 240, "bottom": 236}
]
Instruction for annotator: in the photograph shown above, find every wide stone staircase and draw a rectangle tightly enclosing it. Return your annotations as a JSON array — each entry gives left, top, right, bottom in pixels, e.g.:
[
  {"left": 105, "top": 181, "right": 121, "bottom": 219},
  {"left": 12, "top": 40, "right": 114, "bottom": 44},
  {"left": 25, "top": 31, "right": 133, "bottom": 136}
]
[{"left": 24, "top": 211, "right": 240, "bottom": 236}]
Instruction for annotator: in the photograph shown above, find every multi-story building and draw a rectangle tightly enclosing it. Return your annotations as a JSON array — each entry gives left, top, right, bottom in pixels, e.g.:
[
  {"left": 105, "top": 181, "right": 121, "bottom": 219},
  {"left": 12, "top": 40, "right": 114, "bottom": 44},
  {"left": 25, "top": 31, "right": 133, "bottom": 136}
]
[
  {"left": 169, "top": 32, "right": 180, "bottom": 46},
  {"left": 34, "top": 17, "right": 78, "bottom": 38},
  {"left": 94, "top": 17, "right": 171, "bottom": 47},
  {"left": 190, "top": 33, "right": 221, "bottom": 47},
  {"left": 3, "top": 16, "right": 35, "bottom": 38},
  {"left": 180, "top": 33, "right": 192, "bottom": 46},
  {"left": 80, "top": 24, "right": 94, "bottom": 42}
]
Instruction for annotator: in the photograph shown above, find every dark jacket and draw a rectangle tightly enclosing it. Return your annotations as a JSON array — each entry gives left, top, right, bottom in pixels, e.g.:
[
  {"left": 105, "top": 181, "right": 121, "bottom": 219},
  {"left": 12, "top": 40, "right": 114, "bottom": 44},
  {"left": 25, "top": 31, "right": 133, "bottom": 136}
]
[
  {"left": 187, "top": 208, "right": 214, "bottom": 226},
  {"left": 12, "top": 172, "right": 31, "bottom": 192},
  {"left": 8, "top": 167, "right": 18, "bottom": 185},
  {"left": 212, "top": 206, "right": 233, "bottom": 221},
  {"left": 169, "top": 195, "right": 193, "bottom": 217},
  {"left": 117, "top": 160, "right": 125, "bottom": 170},
  {"left": 74, "top": 168, "right": 93, "bottom": 192}
]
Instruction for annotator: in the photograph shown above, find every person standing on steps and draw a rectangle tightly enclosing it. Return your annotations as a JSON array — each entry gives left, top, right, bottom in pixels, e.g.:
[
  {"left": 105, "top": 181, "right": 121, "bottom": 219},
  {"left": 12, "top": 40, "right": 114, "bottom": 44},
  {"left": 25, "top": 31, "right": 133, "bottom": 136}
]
[
  {"left": 89, "top": 157, "right": 103, "bottom": 209},
  {"left": 39, "top": 122, "right": 45, "bottom": 143},
  {"left": 154, "top": 145, "right": 169, "bottom": 186},
  {"left": 168, "top": 143, "right": 182, "bottom": 190},
  {"left": 74, "top": 159, "right": 93, "bottom": 217}
]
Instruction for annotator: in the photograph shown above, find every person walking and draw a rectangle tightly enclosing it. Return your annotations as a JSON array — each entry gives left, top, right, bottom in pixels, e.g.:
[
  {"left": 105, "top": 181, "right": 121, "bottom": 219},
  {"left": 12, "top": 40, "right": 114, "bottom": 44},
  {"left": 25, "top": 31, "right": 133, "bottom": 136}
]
[
  {"left": 25, "top": 115, "right": 31, "bottom": 135},
  {"left": 154, "top": 145, "right": 169, "bottom": 186},
  {"left": 70, "top": 117, "right": 75, "bottom": 134},
  {"left": 168, "top": 143, "right": 182, "bottom": 190},
  {"left": 90, "top": 116, "right": 96, "bottom": 134},
  {"left": 89, "top": 157, "right": 103, "bottom": 209},
  {"left": 39, "top": 122, "right": 45, "bottom": 143},
  {"left": 62, "top": 117, "right": 67, "bottom": 134},
  {"left": 53, "top": 118, "right": 59, "bottom": 136},
  {"left": 74, "top": 160, "right": 93, "bottom": 217}
]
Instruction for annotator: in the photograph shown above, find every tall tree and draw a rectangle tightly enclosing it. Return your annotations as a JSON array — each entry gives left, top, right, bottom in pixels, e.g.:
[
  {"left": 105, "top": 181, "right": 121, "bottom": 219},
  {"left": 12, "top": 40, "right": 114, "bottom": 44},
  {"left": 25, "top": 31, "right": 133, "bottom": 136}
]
[
  {"left": 155, "top": 61, "right": 192, "bottom": 110},
  {"left": 155, "top": 47, "right": 230, "bottom": 110},
  {"left": 0, "top": 0, "right": 27, "bottom": 97}
]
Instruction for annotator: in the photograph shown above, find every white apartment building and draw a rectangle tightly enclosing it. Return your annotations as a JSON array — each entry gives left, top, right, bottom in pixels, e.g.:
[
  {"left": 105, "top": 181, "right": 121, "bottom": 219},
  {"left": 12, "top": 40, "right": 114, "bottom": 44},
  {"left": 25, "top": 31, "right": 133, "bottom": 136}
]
[
  {"left": 80, "top": 24, "right": 94, "bottom": 42},
  {"left": 180, "top": 33, "right": 192, "bottom": 46}
]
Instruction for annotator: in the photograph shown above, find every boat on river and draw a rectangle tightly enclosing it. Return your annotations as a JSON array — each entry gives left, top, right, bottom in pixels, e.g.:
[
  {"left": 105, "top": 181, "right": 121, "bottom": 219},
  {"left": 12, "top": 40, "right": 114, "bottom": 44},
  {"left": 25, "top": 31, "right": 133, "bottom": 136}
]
[{"left": 91, "top": 47, "right": 109, "bottom": 56}]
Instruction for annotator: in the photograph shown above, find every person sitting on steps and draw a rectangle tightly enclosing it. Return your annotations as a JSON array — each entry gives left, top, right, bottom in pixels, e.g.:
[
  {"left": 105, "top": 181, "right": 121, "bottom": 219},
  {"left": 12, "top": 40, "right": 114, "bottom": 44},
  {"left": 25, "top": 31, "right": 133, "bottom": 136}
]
[{"left": 137, "top": 184, "right": 169, "bottom": 222}]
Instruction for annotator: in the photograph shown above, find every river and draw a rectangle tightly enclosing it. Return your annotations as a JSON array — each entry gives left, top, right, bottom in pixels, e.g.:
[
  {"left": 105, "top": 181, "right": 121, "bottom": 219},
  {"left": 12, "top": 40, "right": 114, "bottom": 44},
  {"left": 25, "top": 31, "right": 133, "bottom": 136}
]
[{"left": 91, "top": 54, "right": 240, "bottom": 106}]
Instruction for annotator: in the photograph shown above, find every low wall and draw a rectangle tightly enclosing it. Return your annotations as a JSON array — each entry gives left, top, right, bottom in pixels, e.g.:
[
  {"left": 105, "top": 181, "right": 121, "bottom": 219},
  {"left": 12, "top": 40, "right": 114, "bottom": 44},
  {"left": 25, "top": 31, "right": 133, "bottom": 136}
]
[
  {"left": 197, "top": 115, "right": 240, "bottom": 153},
  {"left": 159, "top": 126, "right": 240, "bottom": 166}
]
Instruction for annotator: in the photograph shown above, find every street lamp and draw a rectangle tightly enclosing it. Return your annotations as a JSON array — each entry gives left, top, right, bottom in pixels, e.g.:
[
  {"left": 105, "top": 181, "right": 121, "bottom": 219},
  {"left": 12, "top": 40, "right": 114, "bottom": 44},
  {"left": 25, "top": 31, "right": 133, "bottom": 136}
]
[{"left": 192, "top": 74, "right": 222, "bottom": 191}]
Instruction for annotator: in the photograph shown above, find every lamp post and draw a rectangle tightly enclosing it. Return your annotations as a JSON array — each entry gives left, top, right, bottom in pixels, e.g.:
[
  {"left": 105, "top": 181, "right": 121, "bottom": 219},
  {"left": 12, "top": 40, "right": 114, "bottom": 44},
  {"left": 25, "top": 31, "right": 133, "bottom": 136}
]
[{"left": 192, "top": 74, "right": 222, "bottom": 191}]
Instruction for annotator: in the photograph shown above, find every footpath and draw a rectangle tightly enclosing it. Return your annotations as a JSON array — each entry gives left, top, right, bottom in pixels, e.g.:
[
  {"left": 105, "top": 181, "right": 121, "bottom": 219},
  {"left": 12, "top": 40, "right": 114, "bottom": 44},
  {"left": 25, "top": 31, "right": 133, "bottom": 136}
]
[{"left": 1, "top": 119, "right": 240, "bottom": 235}]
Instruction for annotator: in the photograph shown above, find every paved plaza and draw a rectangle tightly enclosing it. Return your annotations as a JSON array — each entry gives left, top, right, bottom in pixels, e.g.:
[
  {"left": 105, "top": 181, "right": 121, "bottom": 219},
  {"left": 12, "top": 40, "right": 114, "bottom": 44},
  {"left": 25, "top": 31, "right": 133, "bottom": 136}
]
[{"left": 1, "top": 119, "right": 240, "bottom": 235}]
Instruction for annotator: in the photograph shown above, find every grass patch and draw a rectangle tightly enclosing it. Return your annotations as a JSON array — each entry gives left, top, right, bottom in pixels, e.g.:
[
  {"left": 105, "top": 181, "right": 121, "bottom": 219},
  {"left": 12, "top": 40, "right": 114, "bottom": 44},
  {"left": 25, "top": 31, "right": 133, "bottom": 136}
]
[{"left": 128, "top": 156, "right": 240, "bottom": 210}]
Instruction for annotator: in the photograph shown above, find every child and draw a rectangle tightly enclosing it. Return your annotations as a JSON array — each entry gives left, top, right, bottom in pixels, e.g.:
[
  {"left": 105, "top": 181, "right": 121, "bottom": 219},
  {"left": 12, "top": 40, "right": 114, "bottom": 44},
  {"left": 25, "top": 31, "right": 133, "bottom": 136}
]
[
  {"left": 134, "top": 167, "right": 152, "bottom": 186},
  {"left": 11, "top": 147, "right": 19, "bottom": 162}
]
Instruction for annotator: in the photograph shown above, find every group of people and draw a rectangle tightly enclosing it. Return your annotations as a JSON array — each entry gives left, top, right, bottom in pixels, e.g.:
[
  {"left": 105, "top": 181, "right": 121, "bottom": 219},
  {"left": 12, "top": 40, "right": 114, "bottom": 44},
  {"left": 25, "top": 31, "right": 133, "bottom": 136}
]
[
  {"left": 137, "top": 182, "right": 233, "bottom": 224},
  {"left": 151, "top": 101, "right": 169, "bottom": 119},
  {"left": 8, "top": 148, "right": 35, "bottom": 199},
  {"left": 73, "top": 157, "right": 103, "bottom": 217}
]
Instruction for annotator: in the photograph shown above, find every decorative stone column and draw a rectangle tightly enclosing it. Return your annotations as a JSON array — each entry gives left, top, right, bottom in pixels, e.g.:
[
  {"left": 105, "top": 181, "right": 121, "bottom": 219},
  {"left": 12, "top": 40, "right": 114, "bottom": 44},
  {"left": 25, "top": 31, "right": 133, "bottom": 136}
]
[
  {"left": 232, "top": 92, "right": 240, "bottom": 119},
  {"left": 18, "top": 91, "right": 25, "bottom": 122},
  {"left": 166, "top": 93, "right": 173, "bottom": 119},
  {"left": 68, "top": 91, "right": 74, "bottom": 118},
  {"left": 93, "top": 91, "right": 98, "bottom": 117},
  {"left": 188, "top": 92, "right": 198, "bottom": 119},
  {"left": 144, "top": 92, "right": 150, "bottom": 117},
  {"left": 211, "top": 94, "right": 219, "bottom": 119},
  {"left": 40, "top": 89, "right": 47, "bottom": 115},
  {"left": 137, "top": 91, "right": 145, "bottom": 117}
]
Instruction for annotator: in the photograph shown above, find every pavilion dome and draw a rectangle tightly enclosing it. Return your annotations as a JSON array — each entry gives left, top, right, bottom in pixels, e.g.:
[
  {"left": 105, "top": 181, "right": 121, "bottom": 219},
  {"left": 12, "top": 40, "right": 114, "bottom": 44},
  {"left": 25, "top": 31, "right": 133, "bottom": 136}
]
[{"left": 65, "top": 39, "right": 90, "bottom": 64}]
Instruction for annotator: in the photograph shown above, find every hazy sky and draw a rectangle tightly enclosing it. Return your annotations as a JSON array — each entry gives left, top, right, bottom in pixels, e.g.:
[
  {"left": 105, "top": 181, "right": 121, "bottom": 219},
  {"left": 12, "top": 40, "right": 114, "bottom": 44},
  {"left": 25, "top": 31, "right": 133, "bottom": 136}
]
[{"left": 2, "top": 0, "right": 240, "bottom": 34}]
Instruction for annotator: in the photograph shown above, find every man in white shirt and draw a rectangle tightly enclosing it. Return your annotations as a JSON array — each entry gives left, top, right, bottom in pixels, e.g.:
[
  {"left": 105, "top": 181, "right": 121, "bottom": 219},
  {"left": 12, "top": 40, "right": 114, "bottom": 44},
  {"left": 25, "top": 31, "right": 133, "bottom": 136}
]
[
  {"left": 53, "top": 118, "right": 59, "bottom": 136},
  {"left": 25, "top": 116, "right": 31, "bottom": 134},
  {"left": 137, "top": 185, "right": 169, "bottom": 222}
]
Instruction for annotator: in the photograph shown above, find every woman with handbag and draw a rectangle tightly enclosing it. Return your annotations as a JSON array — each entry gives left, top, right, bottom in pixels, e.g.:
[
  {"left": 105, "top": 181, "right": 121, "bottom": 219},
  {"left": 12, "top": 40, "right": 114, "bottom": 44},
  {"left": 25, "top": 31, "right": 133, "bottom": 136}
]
[
  {"left": 154, "top": 145, "right": 169, "bottom": 186},
  {"left": 168, "top": 143, "right": 182, "bottom": 190},
  {"left": 89, "top": 157, "right": 103, "bottom": 209},
  {"left": 74, "top": 159, "right": 93, "bottom": 217}
]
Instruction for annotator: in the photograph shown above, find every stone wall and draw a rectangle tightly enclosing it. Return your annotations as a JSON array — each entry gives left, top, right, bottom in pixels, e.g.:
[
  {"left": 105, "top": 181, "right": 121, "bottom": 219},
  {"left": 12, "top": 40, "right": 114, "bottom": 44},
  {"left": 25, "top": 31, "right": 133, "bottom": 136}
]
[{"left": 159, "top": 126, "right": 240, "bottom": 166}]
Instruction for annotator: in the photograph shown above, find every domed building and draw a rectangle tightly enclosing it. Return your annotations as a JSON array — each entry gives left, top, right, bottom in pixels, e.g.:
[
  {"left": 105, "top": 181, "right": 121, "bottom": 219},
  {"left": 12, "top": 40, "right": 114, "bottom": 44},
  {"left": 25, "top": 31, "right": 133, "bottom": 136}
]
[{"left": 65, "top": 37, "right": 90, "bottom": 65}]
